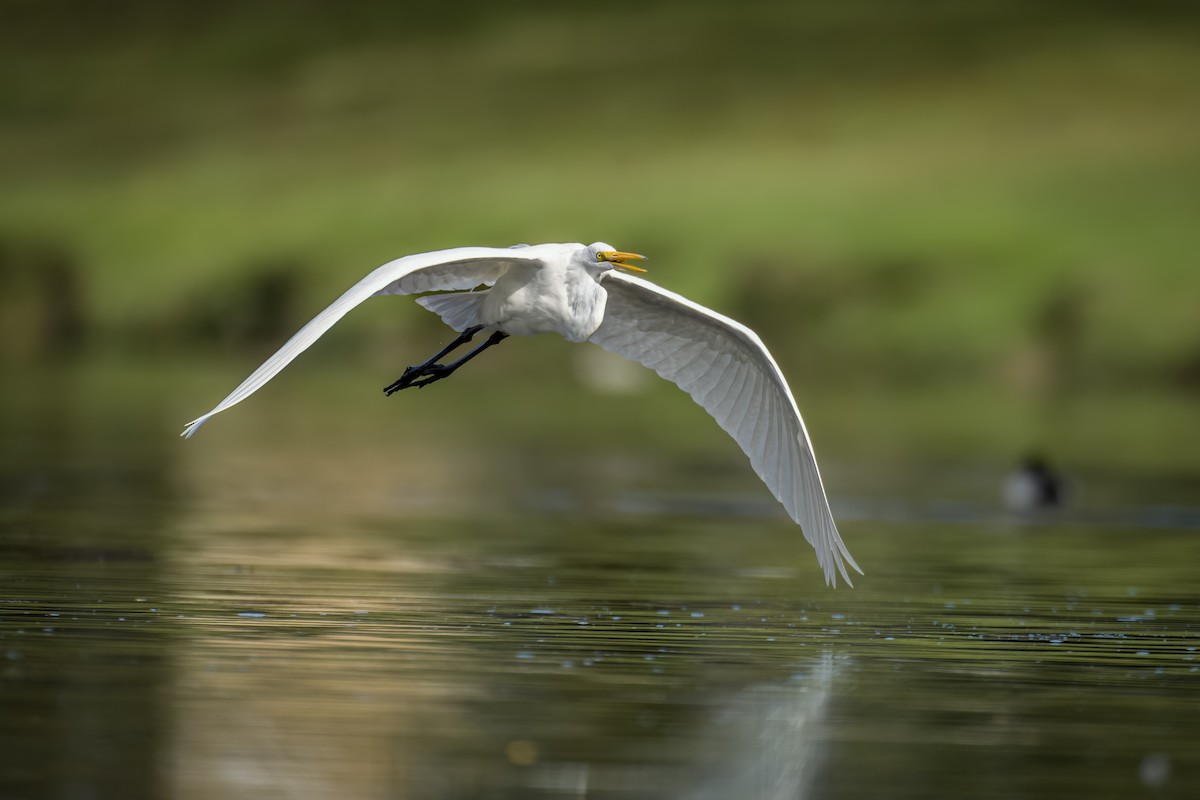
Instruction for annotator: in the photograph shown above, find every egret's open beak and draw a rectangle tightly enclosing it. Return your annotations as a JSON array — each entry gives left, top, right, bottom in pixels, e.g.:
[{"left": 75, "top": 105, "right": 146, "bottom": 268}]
[{"left": 597, "top": 250, "right": 648, "bottom": 273}]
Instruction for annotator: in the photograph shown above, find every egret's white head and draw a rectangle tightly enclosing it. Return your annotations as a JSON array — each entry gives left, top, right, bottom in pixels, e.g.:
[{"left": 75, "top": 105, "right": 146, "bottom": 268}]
[{"left": 585, "top": 242, "right": 647, "bottom": 275}]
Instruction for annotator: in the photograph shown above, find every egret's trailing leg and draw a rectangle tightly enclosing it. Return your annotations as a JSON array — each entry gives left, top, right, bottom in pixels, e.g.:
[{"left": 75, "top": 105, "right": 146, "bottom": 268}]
[
  {"left": 382, "top": 325, "right": 483, "bottom": 394},
  {"left": 384, "top": 329, "right": 508, "bottom": 394}
]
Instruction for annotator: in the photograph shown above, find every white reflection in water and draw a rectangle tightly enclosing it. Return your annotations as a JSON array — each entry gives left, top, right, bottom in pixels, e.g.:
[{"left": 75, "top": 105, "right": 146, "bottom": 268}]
[{"left": 684, "top": 655, "right": 836, "bottom": 800}]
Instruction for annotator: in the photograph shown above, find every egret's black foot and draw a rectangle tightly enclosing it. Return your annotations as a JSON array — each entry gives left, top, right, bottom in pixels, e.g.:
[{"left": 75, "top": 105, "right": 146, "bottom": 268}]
[
  {"left": 384, "top": 362, "right": 464, "bottom": 394},
  {"left": 384, "top": 364, "right": 433, "bottom": 395},
  {"left": 406, "top": 363, "right": 458, "bottom": 389}
]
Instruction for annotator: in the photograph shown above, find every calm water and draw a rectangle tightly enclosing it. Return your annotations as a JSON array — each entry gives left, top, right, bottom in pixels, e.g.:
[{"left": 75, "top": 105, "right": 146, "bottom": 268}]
[{"left": 2, "top": 358, "right": 1198, "bottom": 799}]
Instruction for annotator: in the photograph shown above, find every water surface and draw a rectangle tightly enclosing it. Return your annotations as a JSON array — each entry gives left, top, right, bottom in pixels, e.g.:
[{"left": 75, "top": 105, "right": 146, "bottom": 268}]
[{"left": 2, "top": 359, "right": 1198, "bottom": 799}]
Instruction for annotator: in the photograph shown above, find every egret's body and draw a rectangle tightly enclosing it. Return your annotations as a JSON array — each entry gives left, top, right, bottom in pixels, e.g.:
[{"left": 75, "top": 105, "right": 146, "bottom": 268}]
[
  {"left": 183, "top": 242, "right": 862, "bottom": 586},
  {"left": 479, "top": 246, "right": 607, "bottom": 340}
]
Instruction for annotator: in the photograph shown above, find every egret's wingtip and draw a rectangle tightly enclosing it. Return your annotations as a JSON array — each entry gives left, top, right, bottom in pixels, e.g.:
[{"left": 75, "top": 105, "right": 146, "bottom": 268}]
[
  {"left": 180, "top": 417, "right": 206, "bottom": 439},
  {"left": 825, "top": 570, "right": 854, "bottom": 590},
  {"left": 825, "top": 555, "right": 861, "bottom": 589}
]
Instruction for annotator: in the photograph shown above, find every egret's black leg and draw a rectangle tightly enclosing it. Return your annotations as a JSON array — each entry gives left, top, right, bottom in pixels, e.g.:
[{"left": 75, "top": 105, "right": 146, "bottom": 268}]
[
  {"left": 414, "top": 325, "right": 485, "bottom": 373},
  {"left": 383, "top": 325, "right": 484, "bottom": 395},
  {"left": 407, "top": 330, "right": 509, "bottom": 389},
  {"left": 384, "top": 327, "right": 508, "bottom": 394}
]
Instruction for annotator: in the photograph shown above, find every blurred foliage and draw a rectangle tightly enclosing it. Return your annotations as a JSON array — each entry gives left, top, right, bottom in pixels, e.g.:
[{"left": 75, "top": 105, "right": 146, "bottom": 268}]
[
  {"left": 0, "top": 240, "right": 87, "bottom": 360},
  {"left": 2, "top": 0, "right": 1199, "bottom": 386}
]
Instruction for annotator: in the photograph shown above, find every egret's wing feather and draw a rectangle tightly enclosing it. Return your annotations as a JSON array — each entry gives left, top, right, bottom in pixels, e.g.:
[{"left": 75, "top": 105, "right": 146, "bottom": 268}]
[
  {"left": 181, "top": 246, "right": 544, "bottom": 438},
  {"left": 591, "top": 271, "right": 861, "bottom": 587}
]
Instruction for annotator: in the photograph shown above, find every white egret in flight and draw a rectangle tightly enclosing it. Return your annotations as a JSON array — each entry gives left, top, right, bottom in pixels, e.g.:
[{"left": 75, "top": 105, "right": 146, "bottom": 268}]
[{"left": 182, "top": 243, "right": 861, "bottom": 586}]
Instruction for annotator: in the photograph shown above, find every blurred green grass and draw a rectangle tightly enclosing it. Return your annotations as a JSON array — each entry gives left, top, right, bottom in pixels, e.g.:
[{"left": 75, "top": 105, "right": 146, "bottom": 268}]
[{"left": 2, "top": 0, "right": 1198, "bottom": 384}]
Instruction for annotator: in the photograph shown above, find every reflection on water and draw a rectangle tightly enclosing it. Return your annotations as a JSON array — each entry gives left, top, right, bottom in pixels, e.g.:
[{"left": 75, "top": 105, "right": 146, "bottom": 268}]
[
  {"left": 2, "top": 359, "right": 1199, "bottom": 799},
  {"left": 161, "top": 520, "right": 844, "bottom": 800}
]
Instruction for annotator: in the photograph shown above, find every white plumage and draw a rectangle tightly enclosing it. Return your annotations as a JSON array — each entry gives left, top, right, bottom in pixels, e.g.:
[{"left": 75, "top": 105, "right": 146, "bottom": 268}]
[{"left": 182, "top": 242, "right": 862, "bottom": 586}]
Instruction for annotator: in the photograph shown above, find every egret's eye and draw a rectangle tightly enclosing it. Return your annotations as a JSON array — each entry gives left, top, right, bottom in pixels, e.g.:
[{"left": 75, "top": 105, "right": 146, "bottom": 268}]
[{"left": 595, "top": 252, "right": 605, "bottom": 262}]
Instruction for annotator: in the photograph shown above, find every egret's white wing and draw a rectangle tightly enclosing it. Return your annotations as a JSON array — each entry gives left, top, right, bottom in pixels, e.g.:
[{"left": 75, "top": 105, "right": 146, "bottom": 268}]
[
  {"left": 591, "top": 271, "right": 861, "bottom": 587},
  {"left": 181, "top": 246, "right": 546, "bottom": 438}
]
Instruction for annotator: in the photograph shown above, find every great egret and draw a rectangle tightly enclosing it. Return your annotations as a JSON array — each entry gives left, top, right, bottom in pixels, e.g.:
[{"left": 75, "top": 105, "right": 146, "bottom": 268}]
[{"left": 182, "top": 243, "right": 861, "bottom": 586}]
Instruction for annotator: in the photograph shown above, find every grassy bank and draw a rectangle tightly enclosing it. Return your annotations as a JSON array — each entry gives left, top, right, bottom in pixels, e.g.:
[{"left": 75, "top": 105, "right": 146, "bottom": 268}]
[{"left": 3, "top": 1, "right": 1198, "bottom": 385}]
